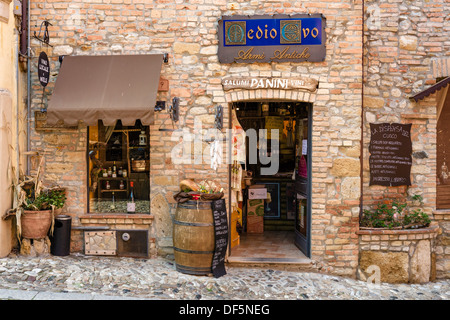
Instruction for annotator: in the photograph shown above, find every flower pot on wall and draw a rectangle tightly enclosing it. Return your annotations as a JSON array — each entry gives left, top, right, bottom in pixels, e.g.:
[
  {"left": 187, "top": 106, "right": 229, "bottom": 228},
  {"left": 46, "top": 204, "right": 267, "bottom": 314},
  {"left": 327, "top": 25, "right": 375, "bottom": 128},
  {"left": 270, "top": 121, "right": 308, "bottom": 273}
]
[{"left": 21, "top": 210, "right": 53, "bottom": 239}]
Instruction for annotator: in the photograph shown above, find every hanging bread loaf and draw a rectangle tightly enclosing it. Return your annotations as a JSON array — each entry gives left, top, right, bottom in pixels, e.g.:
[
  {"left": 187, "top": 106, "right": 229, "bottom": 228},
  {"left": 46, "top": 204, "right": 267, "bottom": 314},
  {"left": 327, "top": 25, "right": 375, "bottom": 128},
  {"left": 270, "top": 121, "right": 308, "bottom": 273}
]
[{"left": 179, "top": 179, "right": 199, "bottom": 192}]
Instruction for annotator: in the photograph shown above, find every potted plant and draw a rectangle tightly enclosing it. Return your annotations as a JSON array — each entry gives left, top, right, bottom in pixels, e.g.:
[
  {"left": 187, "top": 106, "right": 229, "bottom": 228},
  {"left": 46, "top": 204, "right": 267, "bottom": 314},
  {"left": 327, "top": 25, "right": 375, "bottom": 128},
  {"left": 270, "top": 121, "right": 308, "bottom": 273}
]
[
  {"left": 4, "top": 155, "right": 66, "bottom": 241},
  {"left": 360, "top": 194, "right": 431, "bottom": 230}
]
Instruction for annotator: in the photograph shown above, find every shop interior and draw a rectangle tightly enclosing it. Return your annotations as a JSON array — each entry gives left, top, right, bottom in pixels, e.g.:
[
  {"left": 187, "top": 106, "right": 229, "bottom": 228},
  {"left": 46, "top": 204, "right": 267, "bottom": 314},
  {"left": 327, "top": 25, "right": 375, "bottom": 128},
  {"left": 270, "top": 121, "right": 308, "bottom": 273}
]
[
  {"left": 228, "top": 101, "right": 311, "bottom": 263},
  {"left": 88, "top": 120, "right": 150, "bottom": 213}
]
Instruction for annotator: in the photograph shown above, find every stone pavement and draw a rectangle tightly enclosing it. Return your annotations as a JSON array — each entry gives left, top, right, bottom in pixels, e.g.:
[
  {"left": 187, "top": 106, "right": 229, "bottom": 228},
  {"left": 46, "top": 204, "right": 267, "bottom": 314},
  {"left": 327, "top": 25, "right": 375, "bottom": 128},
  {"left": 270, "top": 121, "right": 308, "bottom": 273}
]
[{"left": 0, "top": 253, "right": 449, "bottom": 301}]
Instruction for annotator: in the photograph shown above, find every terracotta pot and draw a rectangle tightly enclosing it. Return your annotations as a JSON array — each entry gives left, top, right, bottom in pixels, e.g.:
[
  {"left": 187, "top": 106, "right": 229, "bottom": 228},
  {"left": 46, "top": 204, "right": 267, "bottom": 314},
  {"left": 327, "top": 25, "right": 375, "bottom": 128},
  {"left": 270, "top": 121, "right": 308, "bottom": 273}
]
[{"left": 21, "top": 210, "right": 53, "bottom": 239}]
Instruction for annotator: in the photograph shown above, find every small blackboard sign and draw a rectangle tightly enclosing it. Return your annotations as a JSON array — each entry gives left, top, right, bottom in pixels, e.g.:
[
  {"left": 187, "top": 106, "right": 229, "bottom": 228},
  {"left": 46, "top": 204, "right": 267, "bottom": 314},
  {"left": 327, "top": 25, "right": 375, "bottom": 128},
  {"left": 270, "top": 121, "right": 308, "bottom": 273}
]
[
  {"left": 369, "top": 123, "right": 412, "bottom": 186},
  {"left": 38, "top": 51, "right": 50, "bottom": 87},
  {"left": 211, "top": 199, "right": 228, "bottom": 278}
]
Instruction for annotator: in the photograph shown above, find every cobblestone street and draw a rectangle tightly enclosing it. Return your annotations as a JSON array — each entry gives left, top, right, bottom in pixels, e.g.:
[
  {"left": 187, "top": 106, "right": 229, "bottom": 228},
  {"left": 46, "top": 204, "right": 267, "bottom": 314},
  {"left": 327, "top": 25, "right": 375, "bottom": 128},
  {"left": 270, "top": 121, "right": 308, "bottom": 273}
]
[{"left": 0, "top": 253, "right": 448, "bottom": 301}]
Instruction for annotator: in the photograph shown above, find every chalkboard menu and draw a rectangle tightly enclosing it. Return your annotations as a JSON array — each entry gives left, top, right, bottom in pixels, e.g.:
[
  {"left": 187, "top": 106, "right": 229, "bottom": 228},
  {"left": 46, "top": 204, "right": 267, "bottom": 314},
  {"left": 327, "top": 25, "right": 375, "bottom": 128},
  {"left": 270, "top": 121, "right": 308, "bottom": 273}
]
[
  {"left": 369, "top": 123, "right": 412, "bottom": 186},
  {"left": 211, "top": 199, "right": 228, "bottom": 278}
]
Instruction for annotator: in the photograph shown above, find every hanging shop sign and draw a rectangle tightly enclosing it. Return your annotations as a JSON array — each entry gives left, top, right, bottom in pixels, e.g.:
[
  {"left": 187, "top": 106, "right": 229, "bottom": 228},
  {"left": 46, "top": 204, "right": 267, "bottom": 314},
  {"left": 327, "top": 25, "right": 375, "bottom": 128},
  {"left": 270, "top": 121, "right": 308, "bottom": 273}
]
[
  {"left": 222, "top": 76, "right": 318, "bottom": 92},
  {"left": 369, "top": 123, "right": 412, "bottom": 186},
  {"left": 218, "top": 14, "right": 326, "bottom": 63},
  {"left": 38, "top": 51, "right": 50, "bottom": 87}
]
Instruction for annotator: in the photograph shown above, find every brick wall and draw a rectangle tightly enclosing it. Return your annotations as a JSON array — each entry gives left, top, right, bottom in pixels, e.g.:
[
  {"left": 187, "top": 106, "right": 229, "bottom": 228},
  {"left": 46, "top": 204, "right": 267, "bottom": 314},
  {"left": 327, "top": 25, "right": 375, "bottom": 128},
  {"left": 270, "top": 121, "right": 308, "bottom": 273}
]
[{"left": 28, "top": 0, "right": 363, "bottom": 276}]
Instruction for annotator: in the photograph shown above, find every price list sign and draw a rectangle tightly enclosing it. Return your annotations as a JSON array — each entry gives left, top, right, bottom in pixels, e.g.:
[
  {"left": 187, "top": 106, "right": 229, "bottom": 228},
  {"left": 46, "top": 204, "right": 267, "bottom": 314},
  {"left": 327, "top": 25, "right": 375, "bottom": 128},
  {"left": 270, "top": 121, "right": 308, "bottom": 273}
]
[
  {"left": 369, "top": 123, "right": 412, "bottom": 186},
  {"left": 211, "top": 199, "right": 228, "bottom": 278}
]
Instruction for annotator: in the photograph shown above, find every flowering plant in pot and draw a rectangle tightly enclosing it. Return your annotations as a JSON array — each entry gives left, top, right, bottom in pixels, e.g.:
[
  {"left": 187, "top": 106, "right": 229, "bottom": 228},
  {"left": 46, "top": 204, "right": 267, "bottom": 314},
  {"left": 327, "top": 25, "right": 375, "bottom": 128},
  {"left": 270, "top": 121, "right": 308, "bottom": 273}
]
[{"left": 360, "top": 194, "right": 431, "bottom": 230}]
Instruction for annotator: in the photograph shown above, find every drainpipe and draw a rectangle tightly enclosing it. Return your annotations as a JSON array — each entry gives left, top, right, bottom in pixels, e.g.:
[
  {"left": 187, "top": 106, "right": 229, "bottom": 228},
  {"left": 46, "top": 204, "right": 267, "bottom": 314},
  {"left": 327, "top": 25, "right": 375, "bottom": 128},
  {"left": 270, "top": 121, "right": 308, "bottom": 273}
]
[
  {"left": 359, "top": 0, "right": 365, "bottom": 222},
  {"left": 15, "top": 30, "right": 20, "bottom": 184},
  {"left": 26, "top": 0, "right": 31, "bottom": 175}
]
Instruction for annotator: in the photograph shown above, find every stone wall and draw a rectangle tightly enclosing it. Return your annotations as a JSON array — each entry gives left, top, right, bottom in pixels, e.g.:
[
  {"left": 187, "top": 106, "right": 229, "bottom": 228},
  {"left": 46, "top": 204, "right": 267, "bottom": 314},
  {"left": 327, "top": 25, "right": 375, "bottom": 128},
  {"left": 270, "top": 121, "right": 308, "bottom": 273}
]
[
  {"left": 357, "top": 226, "right": 439, "bottom": 283},
  {"left": 361, "top": 0, "right": 449, "bottom": 280},
  {"left": 362, "top": 0, "right": 448, "bottom": 211},
  {"left": 28, "top": 0, "right": 362, "bottom": 276},
  {"left": 434, "top": 210, "right": 450, "bottom": 279},
  {"left": 72, "top": 214, "right": 156, "bottom": 257}
]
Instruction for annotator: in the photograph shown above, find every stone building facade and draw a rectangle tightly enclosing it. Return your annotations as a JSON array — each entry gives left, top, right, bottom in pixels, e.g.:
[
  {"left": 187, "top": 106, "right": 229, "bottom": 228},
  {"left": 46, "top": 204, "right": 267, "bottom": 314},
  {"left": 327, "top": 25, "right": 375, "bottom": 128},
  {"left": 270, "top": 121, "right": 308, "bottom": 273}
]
[
  {"left": 17, "top": 0, "right": 449, "bottom": 282},
  {"left": 0, "top": 0, "right": 27, "bottom": 257},
  {"left": 361, "top": 0, "right": 449, "bottom": 281}
]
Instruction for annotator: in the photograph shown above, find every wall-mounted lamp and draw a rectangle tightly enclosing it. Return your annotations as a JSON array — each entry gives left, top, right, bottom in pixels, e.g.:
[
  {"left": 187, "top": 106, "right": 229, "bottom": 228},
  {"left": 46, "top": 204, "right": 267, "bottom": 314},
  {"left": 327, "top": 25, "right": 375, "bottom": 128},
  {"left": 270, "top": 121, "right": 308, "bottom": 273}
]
[
  {"left": 158, "top": 97, "right": 179, "bottom": 132},
  {"left": 163, "top": 53, "right": 169, "bottom": 63}
]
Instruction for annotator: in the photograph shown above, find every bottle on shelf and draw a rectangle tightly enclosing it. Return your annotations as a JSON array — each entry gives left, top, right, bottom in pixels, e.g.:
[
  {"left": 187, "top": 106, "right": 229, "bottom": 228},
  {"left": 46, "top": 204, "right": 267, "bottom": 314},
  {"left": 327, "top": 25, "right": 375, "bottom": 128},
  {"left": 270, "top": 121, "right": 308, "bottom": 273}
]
[
  {"left": 112, "top": 162, "right": 117, "bottom": 177},
  {"left": 122, "top": 169, "right": 127, "bottom": 178},
  {"left": 127, "top": 181, "right": 135, "bottom": 213},
  {"left": 111, "top": 192, "right": 116, "bottom": 210},
  {"left": 119, "top": 180, "right": 124, "bottom": 190},
  {"left": 106, "top": 181, "right": 110, "bottom": 190},
  {"left": 107, "top": 167, "right": 112, "bottom": 177},
  {"left": 118, "top": 167, "right": 123, "bottom": 177}
]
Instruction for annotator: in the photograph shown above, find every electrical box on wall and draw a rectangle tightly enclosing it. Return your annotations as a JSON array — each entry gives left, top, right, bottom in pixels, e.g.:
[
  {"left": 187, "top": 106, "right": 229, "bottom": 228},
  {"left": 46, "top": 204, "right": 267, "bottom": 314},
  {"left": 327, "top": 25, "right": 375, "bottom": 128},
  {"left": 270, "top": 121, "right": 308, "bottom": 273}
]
[{"left": 13, "top": 0, "right": 21, "bottom": 16}]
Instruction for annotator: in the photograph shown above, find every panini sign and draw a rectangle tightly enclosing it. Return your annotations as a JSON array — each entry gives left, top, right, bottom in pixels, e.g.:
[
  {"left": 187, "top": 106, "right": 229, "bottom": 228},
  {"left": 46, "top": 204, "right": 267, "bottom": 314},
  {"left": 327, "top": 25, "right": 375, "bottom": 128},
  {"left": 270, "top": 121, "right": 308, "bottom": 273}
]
[
  {"left": 218, "top": 14, "right": 326, "bottom": 63},
  {"left": 222, "top": 76, "right": 318, "bottom": 92}
]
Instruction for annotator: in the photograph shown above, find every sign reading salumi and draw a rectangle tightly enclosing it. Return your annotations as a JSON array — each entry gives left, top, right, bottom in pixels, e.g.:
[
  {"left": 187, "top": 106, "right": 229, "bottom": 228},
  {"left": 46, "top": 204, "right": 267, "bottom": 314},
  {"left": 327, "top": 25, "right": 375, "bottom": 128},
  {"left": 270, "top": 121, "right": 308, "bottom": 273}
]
[
  {"left": 222, "top": 76, "right": 318, "bottom": 92},
  {"left": 369, "top": 123, "right": 412, "bottom": 186},
  {"left": 218, "top": 14, "right": 326, "bottom": 63}
]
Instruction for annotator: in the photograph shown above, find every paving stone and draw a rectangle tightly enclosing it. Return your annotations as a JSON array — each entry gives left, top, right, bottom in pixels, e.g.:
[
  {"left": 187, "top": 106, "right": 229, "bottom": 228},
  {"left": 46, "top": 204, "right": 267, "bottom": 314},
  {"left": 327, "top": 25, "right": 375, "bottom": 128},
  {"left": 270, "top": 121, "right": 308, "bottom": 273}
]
[{"left": 0, "top": 253, "right": 448, "bottom": 300}]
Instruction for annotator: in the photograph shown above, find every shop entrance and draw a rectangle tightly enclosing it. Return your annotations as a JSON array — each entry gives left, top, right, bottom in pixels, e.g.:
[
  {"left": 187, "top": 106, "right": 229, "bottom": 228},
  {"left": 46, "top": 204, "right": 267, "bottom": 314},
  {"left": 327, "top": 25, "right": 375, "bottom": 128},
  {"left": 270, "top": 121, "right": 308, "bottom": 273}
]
[
  {"left": 228, "top": 101, "right": 312, "bottom": 263},
  {"left": 437, "top": 85, "right": 450, "bottom": 209}
]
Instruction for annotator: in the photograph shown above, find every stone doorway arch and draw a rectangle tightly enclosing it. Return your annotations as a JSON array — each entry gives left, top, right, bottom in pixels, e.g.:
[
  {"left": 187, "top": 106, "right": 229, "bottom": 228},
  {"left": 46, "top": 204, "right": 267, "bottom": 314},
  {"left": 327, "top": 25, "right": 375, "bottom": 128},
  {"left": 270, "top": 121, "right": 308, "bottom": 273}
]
[{"left": 224, "top": 88, "right": 317, "bottom": 105}]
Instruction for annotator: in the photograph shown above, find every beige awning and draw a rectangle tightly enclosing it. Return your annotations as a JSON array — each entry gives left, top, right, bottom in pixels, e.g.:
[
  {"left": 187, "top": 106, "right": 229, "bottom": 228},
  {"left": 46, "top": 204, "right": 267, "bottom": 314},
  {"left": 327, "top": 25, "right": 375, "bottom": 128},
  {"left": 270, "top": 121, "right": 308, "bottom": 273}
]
[{"left": 46, "top": 54, "right": 164, "bottom": 126}]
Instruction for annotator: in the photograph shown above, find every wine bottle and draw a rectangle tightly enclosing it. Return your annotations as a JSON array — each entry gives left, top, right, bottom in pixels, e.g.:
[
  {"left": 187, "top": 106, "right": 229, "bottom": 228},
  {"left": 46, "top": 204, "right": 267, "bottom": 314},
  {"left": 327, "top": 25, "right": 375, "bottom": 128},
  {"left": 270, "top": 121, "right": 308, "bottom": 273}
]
[
  {"left": 112, "top": 162, "right": 117, "bottom": 178},
  {"left": 111, "top": 191, "right": 116, "bottom": 210},
  {"left": 127, "top": 181, "right": 135, "bottom": 213}
]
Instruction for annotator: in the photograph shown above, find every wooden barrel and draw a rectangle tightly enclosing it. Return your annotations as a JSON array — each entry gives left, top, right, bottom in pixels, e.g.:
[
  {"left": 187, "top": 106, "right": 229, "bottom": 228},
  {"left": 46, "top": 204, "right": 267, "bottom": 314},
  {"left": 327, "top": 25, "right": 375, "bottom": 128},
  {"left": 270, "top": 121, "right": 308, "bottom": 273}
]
[{"left": 173, "top": 200, "right": 215, "bottom": 275}]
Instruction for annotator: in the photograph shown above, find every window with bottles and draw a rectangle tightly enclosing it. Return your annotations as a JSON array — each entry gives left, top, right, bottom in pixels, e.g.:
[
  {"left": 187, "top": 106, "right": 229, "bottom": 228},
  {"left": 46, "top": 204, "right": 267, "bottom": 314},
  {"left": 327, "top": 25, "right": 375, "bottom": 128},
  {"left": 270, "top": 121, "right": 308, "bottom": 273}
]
[{"left": 88, "top": 120, "right": 150, "bottom": 214}]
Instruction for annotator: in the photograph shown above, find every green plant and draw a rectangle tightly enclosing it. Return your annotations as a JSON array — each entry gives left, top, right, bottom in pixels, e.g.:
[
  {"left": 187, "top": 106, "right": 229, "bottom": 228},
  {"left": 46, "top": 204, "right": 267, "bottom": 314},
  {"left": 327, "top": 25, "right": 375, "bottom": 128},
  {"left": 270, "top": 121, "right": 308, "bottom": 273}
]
[
  {"left": 361, "top": 201, "right": 405, "bottom": 229},
  {"left": 361, "top": 195, "right": 430, "bottom": 229},
  {"left": 403, "top": 208, "right": 431, "bottom": 228},
  {"left": 4, "top": 153, "right": 67, "bottom": 239},
  {"left": 23, "top": 187, "right": 66, "bottom": 211}
]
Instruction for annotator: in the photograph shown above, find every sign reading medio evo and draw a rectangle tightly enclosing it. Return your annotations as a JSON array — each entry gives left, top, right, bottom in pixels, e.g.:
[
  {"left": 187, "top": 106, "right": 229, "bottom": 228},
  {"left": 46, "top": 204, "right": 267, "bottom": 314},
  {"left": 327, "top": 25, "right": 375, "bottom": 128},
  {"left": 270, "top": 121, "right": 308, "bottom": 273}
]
[{"left": 218, "top": 14, "right": 326, "bottom": 63}]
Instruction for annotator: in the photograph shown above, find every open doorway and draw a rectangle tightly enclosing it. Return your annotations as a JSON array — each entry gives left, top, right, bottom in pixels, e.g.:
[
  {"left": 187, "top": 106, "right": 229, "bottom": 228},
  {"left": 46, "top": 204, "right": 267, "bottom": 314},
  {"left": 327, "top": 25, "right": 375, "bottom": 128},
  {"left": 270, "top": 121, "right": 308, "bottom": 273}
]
[
  {"left": 437, "top": 84, "right": 450, "bottom": 209},
  {"left": 228, "top": 101, "right": 312, "bottom": 264}
]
